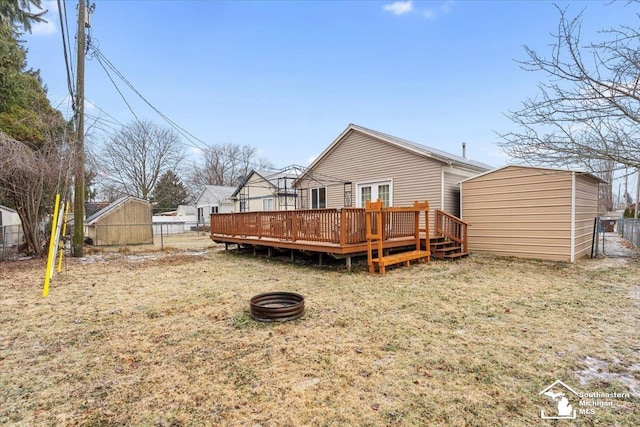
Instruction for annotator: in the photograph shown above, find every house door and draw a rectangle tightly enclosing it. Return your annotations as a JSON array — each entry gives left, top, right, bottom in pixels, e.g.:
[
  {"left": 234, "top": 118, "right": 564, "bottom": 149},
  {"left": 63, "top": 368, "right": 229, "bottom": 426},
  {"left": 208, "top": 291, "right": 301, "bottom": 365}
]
[{"left": 357, "top": 181, "right": 392, "bottom": 207}]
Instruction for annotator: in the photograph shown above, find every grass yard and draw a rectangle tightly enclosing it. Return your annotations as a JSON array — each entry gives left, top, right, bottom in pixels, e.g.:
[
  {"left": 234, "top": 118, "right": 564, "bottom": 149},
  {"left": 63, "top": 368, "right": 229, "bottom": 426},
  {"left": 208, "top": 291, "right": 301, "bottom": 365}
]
[{"left": 1, "top": 237, "right": 639, "bottom": 426}]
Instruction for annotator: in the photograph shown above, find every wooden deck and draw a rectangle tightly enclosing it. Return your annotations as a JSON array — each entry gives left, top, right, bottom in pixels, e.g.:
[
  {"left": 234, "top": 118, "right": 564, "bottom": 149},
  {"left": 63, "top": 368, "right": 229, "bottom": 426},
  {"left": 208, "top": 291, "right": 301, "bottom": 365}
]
[
  {"left": 210, "top": 204, "right": 468, "bottom": 271},
  {"left": 210, "top": 207, "right": 427, "bottom": 256}
]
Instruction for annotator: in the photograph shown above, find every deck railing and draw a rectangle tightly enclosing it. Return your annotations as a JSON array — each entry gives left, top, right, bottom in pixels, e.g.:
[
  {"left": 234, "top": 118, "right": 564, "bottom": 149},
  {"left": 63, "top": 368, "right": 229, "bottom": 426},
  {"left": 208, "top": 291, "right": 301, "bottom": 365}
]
[
  {"left": 434, "top": 209, "right": 468, "bottom": 253},
  {"left": 210, "top": 207, "right": 420, "bottom": 246}
]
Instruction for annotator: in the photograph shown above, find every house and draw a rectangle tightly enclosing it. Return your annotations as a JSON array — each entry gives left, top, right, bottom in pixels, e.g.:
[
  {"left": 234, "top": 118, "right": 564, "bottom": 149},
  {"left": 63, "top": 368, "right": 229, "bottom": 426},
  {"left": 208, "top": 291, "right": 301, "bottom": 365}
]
[
  {"left": 0, "top": 205, "right": 21, "bottom": 227},
  {"left": 86, "top": 196, "right": 153, "bottom": 246},
  {"left": 194, "top": 185, "right": 235, "bottom": 226},
  {"left": 152, "top": 204, "right": 198, "bottom": 234},
  {"left": 232, "top": 169, "right": 299, "bottom": 212},
  {"left": 0, "top": 205, "right": 22, "bottom": 248},
  {"left": 460, "top": 165, "right": 604, "bottom": 262},
  {"left": 294, "top": 123, "right": 492, "bottom": 222}
]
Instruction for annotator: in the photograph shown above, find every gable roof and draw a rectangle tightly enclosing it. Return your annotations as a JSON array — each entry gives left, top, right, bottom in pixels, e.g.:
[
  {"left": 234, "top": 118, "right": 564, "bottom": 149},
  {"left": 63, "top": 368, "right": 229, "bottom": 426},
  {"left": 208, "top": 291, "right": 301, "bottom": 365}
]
[
  {"left": 86, "top": 196, "right": 150, "bottom": 224},
  {"left": 195, "top": 185, "right": 236, "bottom": 205},
  {"left": 231, "top": 169, "right": 299, "bottom": 198},
  {"left": 0, "top": 205, "right": 17, "bottom": 214},
  {"left": 460, "top": 164, "right": 607, "bottom": 184},
  {"left": 299, "top": 124, "right": 492, "bottom": 182}
]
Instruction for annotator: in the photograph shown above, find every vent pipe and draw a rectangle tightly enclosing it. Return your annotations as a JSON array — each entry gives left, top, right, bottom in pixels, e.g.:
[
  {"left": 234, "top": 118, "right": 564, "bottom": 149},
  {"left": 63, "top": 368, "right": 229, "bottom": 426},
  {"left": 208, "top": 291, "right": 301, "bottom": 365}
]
[{"left": 462, "top": 142, "right": 467, "bottom": 159}]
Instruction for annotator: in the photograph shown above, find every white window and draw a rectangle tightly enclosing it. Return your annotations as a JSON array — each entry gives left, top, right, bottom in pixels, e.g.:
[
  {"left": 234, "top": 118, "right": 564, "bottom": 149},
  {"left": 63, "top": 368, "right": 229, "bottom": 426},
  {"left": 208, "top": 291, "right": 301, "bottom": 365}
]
[
  {"left": 357, "top": 181, "right": 392, "bottom": 207},
  {"left": 211, "top": 206, "right": 219, "bottom": 214},
  {"left": 262, "top": 197, "right": 275, "bottom": 211},
  {"left": 197, "top": 207, "right": 204, "bottom": 222},
  {"left": 311, "top": 187, "right": 327, "bottom": 209}
]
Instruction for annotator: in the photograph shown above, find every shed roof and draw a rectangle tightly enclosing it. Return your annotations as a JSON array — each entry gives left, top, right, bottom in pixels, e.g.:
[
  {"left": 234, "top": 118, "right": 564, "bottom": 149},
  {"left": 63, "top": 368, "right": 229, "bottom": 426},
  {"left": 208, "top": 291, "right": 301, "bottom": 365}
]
[{"left": 460, "top": 164, "right": 607, "bottom": 184}]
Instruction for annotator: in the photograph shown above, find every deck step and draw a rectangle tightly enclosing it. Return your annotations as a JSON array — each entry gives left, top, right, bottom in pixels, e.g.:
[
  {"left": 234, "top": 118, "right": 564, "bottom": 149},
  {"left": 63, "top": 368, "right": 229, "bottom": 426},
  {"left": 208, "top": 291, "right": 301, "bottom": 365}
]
[
  {"left": 370, "top": 249, "right": 430, "bottom": 274},
  {"left": 430, "top": 239, "right": 469, "bottom": 260},
  {"left": 444, "top": 251, "right": 469, "bottom": 259}
]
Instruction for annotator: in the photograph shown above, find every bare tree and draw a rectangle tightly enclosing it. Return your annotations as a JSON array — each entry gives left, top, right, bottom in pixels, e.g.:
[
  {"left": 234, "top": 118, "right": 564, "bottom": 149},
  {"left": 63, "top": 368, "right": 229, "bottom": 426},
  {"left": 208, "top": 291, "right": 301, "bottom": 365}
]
[
  {"left": 0, "top": 132, "right": 69, "bottom": 255},
  {"left": 100, "top": 120, "right": 185, "bottom": 199},
  {"left": 593, "top": 159, "right": 616, "bottom": 212},
  {"left": 499, "top": 5, "right": 640, "bottom": 171},
  {"left": 189, "top": 142, "right": 273, "bottom": 188}
]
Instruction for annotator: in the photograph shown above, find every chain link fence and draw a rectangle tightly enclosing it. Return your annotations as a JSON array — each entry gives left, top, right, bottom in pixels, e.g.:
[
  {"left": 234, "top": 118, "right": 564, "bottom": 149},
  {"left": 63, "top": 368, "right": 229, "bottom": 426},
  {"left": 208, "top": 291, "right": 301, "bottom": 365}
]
[
  {"left": 617, "top": 218, "right": 640, "bottom": 249},
  {"left": 0, "top": 225, "right": 25, "bottom": 260},
  {"left": 591, "top": 217, "right": 639, "bottom": 258}
]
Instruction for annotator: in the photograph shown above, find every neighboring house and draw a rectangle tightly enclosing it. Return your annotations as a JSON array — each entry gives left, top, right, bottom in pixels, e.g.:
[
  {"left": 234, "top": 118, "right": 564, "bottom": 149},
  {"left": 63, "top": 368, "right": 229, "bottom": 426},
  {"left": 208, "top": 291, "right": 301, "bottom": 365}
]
[
  {"left": 0, "top": 205, "right": 21, "bottom": 227},
  {"left": 0, "top": 205, "right": 22, "bottom": 247},
  {"left": 294, "top": 123, "right": 492, "bottom": 221},
  {"left": 152, "top": 204, "right": 198, "bottom": 234},
  {"left": 232, "top": 169, "right": 299, "bottom": 212},
  {"left": 176, "top": 205, "right": 196, "bottom": 217},
  {"left": 86, "top": 196, "right": 153, "bottom": 246},
  {"left": 195, "top": 186, "right": 235, "bottom": 226},
  {"left": 460, "top": 165, "right": 604, "bottom": 262}
]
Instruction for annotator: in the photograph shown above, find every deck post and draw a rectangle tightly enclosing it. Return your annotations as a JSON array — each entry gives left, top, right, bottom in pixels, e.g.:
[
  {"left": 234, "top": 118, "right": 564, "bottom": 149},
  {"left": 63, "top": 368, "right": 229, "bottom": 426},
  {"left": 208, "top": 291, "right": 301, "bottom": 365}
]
[
  {"left": 267, "top": 247, "right": 272, "bottom": 258},
  {"left": 291, "top": 251, "right": 295, "bottom": 262},
  {"left": 345, "top": 256, "right": 351, "bottom": 270},
  {"left": 340, "top": 209, "right": 347, "bottom": 246},
  {"left": 291, "top": 211, "right": 298, "bottom": 242},
  {"left": 319, "top": 253, "right": 323, "bottom": 266}
]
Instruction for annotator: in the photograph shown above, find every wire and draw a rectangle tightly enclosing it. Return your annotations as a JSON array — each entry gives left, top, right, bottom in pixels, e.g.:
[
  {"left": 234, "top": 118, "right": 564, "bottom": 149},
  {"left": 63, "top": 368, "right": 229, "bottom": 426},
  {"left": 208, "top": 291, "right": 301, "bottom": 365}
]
[
  {"left": 87, "top": 47, "right": 354, "bottom": 189},
  {"left": 57, "top": 0, "right": 75, "bottom": 108}
]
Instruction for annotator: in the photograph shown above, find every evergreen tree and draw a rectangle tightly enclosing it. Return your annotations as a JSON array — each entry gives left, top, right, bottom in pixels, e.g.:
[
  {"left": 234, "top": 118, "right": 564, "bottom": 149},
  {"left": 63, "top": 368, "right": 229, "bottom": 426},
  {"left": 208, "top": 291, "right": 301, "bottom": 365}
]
[
  {"left": 0, "top": 0, "right": 46, "bottom": 33},
  {"left": 152, "top": 170, "right": 189, "bottom": 213}
]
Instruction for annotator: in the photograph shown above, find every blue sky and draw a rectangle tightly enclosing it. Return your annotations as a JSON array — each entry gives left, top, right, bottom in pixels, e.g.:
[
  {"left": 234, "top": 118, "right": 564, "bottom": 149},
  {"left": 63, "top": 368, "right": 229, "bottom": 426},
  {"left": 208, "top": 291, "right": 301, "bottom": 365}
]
[{"left": 23, "top": 0, "right": 636, "bottom": 171}]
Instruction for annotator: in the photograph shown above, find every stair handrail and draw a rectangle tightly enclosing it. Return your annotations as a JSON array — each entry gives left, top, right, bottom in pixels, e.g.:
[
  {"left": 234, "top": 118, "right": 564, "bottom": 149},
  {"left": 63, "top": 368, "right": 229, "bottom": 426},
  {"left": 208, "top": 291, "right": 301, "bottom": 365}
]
[{"left": 435, "top": 209, "right": 468, "bottom": 254}]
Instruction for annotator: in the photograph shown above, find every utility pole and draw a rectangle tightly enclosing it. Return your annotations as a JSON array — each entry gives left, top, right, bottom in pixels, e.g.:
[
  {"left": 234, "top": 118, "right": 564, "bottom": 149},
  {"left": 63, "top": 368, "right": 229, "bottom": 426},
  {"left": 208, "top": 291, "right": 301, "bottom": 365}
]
[{"left": 73, "top": 0, "right": 89, "bottom": 257}]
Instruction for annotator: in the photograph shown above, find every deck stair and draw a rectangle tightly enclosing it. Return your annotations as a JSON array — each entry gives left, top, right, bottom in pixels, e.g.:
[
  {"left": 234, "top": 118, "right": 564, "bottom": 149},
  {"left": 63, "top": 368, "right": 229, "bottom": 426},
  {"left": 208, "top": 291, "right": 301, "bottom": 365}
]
[
  {"left": 431, "top": 209, "right": 469, "bottom": 260},
  {"left": 429, "top": 236, "right": 468, "bottom": 259},
  {"left": 365, "top": 200, "right": 430, "bottom": 275}
]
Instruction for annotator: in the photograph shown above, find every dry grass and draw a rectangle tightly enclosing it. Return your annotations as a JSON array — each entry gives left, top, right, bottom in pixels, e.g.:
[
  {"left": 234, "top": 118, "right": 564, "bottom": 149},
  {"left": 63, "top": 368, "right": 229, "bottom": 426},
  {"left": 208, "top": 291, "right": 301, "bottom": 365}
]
[{"left": 1, "top": 240, "right": 639, "bottom": 426}]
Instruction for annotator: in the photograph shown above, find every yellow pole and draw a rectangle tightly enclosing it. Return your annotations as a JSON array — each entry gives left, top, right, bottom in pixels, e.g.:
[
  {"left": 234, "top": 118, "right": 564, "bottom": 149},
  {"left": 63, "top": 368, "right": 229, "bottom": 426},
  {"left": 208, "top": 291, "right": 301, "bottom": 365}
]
[
  {"left": 42, "top": 194, "right": 61, "bottom": 297},
  {"left": 57, "top": 200, "right": 70, "bottom": 273}
]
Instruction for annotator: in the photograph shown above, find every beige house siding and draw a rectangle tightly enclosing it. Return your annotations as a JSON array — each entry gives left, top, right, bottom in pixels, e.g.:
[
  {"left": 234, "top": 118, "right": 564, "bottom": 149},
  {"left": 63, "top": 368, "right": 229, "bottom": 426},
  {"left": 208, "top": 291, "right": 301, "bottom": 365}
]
[
  {"left": 233, "top": 171, "right": 298, "bottom": 212},
  {"left": 237, "top": 173, "right": 277, "bottom": 212},
  {"left": 461, "top": 166, "right": 600, "bottom": 262},
  {"left": 443, "top": 171, "right": 471, "bottom": 217},
  {"left": 295, "top": 129, "right": 479, "bottom": 232}
]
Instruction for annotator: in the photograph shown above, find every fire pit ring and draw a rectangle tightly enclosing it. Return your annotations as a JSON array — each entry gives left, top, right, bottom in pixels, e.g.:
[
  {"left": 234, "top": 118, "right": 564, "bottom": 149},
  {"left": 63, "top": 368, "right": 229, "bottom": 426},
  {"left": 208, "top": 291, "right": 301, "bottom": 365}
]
[{"left": 250, "top": 291, "right": 305, "bottom": 322}]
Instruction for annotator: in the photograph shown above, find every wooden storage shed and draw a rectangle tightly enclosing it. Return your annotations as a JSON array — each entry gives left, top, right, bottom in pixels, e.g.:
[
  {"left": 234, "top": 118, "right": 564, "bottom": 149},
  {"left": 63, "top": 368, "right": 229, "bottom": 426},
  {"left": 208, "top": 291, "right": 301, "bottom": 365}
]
[
  {"left": 86, "top": 196, "right": 153, "bottom": 246},
  {"left": 461, "top": 165, "right": 603, "bottom": 262}
]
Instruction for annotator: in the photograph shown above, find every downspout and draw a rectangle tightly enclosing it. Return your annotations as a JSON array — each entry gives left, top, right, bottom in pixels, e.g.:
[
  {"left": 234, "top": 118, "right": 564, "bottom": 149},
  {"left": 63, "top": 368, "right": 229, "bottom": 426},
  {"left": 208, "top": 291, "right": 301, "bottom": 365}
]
[
  {"left": 441, "top": 167, "right": 445, "bottom": 210},
  {"left": 571, "top": 171, "right": 576, "bottom": 263}
]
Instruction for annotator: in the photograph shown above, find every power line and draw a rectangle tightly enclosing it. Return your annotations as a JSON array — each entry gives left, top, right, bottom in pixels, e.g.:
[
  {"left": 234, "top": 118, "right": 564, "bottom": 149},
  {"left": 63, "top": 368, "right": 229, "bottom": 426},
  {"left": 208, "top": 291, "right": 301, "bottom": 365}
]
[
  {"left": 56, "top": 0, "right": 75, "bottom": 106},
  {"left": 86, "top": 47, "right": 355, "bottom": 189}
]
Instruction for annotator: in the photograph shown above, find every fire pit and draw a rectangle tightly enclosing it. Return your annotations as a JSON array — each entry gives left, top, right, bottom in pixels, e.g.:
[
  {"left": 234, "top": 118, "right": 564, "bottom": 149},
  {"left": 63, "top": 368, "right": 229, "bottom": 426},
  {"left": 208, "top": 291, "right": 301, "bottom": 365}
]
[{"left": 250, "top": 291, "right": 305, "bottom": 322}]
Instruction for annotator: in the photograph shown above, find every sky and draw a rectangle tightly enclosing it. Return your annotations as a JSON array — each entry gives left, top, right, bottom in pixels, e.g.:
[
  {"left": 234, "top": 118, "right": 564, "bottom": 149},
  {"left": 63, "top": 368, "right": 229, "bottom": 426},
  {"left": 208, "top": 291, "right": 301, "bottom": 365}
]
[{"left": 22, "top": 0, "right": 638, "bottom": 173}]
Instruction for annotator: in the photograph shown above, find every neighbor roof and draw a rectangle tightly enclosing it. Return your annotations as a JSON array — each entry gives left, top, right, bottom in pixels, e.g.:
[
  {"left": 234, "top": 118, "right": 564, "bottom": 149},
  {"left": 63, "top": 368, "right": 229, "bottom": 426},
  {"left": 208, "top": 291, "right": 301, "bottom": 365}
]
[
  {"left": 231, "top": 169, "right": 300, "bottom": 197},
  {"left": 299, "top": 123, "right": 493, "bottom": 182},
  {"left": 196, "top": 185, "right": 236, "bottom": 204}
]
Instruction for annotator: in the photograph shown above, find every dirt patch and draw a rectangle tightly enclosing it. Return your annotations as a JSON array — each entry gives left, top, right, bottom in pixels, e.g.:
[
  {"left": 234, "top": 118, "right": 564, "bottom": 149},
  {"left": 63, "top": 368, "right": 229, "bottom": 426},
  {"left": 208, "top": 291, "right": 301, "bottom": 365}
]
[{"left": 1, "top": 245, "right": 639, "bottom": 426}]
